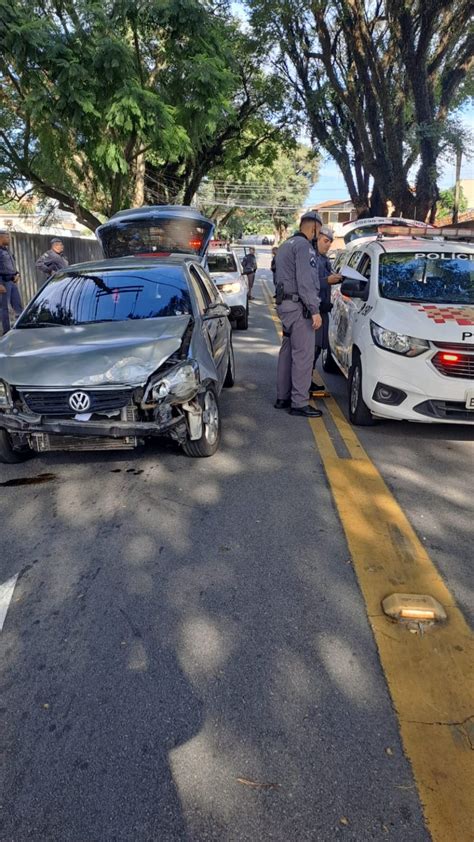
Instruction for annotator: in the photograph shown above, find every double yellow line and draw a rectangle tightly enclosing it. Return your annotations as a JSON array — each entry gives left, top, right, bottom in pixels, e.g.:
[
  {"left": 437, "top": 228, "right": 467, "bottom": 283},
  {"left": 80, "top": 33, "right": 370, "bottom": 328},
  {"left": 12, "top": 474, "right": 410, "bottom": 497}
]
[{"left": 262, "top": 280, "right": 474, "bottom": 842}]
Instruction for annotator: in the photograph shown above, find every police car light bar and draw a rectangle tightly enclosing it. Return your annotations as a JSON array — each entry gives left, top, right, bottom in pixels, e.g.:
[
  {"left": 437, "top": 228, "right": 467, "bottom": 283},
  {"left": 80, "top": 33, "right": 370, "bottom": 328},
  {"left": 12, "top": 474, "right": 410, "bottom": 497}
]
[
  {"left": 377, "top": 225, "right": 474, "bottom": 240},
  {"left": 377, "top": 225, "right": 438, "bottom": 237}
]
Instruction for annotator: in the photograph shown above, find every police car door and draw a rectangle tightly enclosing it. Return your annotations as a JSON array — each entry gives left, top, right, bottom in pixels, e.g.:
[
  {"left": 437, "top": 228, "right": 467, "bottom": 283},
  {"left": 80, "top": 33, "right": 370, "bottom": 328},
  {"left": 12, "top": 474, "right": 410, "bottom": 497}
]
[
  {"left": 331, "top": 250, "right": 362, "bottom": 373},
  {"left": 343, "top": 252, "right": 372, "bottom": 372}
]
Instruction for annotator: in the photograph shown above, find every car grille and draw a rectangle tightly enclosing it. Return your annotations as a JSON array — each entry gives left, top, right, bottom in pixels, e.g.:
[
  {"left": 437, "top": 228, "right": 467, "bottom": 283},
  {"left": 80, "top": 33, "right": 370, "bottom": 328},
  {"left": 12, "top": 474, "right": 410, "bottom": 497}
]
[
  {"left": 431, "top": 351, "right": 474, "bottom": 380},
  {"left": 414, "top": 400, "right": 474, "bottom": 422},
  {"left": 19, "top": 389, "right": 132, "bottom": 416}
]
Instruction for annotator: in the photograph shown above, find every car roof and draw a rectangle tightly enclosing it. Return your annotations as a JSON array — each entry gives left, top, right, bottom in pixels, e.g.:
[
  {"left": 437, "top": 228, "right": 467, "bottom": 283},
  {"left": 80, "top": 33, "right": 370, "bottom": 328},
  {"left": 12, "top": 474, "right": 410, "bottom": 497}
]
[
  {"left": 63, "top": 255, "right": 200, "bottom": 274},
  {"left": 348, "top": 237, "right": 474, "bottom": 254}
]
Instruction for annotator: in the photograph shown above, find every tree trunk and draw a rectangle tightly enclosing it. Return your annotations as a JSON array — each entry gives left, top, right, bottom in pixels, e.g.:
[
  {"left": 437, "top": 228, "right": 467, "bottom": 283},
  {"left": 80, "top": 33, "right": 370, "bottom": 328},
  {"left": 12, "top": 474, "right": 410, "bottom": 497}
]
[{"left": 133, "top": 152, "right": 145, "bottom": 207}]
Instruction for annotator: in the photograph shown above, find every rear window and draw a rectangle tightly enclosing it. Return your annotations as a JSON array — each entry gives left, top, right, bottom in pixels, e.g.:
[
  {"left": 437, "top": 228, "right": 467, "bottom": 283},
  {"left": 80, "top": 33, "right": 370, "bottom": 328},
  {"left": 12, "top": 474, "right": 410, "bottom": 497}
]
[
  {"left": 17, "top": 267, "right": 191, "bottom": 327},
  {"left": 379, "top": 253, "right": 474, "bottom": 303},
  {"left": 98, "top": 217, "right": 213, "bottom": 258},
  {"left": 207, "top": 253, "right": 238, "bottom": 273}
]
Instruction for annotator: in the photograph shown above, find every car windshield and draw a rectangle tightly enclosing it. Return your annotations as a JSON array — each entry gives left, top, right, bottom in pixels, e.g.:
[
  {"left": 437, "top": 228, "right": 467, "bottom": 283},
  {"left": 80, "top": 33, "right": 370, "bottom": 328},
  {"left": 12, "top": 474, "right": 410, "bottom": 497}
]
[
  {"left": 207, "top": 253, "right": 238, "bottom": 273},
  {"left": 99, "top": 217, "right": 212, "bottom": 258},
  {"left": 379, "top": 252, "right": 474, "bottom": 304},
  {"left": 17, "top": 267, "right": 192, "bottom": 327}
]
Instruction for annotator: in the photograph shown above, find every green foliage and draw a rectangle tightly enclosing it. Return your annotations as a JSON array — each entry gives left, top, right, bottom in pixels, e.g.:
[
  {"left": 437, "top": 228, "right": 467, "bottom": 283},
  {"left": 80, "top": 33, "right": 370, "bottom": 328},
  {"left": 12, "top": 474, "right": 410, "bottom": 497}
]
[
  {"left": 437, "top": 186, "right": 468, "bottom": 218},
  {"left": 199, "top": 145, "right": 319, "bottom": 238},
  {"left": 0, "top": 0, "right": 294, "bottom": 228}
]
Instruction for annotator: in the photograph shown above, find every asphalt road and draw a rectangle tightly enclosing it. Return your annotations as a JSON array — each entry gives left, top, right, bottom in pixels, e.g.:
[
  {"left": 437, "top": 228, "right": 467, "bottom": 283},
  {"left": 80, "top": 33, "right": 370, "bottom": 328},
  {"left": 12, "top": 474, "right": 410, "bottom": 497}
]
[{"left": 0, "top": 252, "right": 471, "bottom": 841}]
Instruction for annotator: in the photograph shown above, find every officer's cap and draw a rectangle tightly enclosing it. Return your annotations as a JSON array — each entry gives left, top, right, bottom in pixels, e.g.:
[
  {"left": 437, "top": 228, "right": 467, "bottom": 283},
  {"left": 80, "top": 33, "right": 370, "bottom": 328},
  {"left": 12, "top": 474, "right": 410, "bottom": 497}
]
[
  {"left": 300, "top": 210, "right": 322, "bottom": 225},
  {"left": 50, "top": 237, "right": 63, "bottom": 245},
  {"left": 319, "top": 225, "right": 334, "bottom": 242}
]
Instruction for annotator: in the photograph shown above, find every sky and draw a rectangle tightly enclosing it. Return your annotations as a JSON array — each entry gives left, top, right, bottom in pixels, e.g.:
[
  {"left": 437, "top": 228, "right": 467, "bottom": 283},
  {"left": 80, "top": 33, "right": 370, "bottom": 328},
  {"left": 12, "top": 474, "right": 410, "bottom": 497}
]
[{"left": 305, "top": 107, "right": 474, "bottom": 207}]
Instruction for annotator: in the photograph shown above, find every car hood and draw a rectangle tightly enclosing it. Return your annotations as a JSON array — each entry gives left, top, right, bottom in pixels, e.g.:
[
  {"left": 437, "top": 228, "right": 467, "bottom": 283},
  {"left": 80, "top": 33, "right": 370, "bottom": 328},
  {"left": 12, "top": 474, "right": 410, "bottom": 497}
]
[
  {"left": 0, "top": 317, "right": 191, "bottom": 387},
  {"left": 210, "top": 272, "right": 242, "bottom": 285},
  {"left": 374, "top": 300, "right": 474, "bottom": 343}
]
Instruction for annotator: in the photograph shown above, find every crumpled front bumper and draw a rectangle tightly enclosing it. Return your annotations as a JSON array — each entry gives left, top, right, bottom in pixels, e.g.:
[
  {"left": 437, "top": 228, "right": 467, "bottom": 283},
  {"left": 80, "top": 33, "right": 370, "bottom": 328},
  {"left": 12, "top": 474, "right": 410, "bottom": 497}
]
[{"left": 0, "top": 410, "right": 181, "bottom": 439}]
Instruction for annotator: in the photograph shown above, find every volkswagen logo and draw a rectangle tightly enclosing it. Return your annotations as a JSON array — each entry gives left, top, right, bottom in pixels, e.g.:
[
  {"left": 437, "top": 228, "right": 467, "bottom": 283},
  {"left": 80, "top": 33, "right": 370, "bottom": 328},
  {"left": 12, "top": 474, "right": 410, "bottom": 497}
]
[{"left": 69, "top": 391, "right": 91, "bottom": 412}]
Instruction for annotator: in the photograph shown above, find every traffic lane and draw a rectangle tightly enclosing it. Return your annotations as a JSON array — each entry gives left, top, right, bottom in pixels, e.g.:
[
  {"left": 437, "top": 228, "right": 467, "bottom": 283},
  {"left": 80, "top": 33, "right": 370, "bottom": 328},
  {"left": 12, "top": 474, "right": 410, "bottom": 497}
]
[
  {"left": 320, "top": 363, "right": 474, "bottom": 626},
  {"left": 1, "top": 281, "right": 428, "bottom": 840}
]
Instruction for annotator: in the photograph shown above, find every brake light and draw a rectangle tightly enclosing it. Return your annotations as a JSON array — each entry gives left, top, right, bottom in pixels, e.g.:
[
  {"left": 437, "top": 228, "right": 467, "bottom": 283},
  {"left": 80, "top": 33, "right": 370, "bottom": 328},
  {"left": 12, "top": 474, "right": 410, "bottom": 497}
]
[
  {"left": 441, "top": 353, "right": 460, "bottom": 363},
  {"left": 189, "top": 239, "right": 202, "bottom": 249}
]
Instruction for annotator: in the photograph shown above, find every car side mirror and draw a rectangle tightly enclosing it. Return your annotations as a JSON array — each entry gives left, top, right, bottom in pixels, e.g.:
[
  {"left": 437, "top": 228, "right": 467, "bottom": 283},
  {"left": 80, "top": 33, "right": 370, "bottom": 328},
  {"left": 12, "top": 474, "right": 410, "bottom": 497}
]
[
  {"left": 203, "top": 301, "right": 230, "bottom": 319},
  {"left": 340, "top": 278, "right": 369, "bottom": 300}
]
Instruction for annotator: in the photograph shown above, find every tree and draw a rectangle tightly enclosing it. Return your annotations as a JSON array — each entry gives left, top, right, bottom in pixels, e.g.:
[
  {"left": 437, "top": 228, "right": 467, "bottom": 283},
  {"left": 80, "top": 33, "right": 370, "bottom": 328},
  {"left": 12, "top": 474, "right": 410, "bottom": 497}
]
[
  {"left": 196, "top": 145, "right": 319, "bottom": 239},
  {"left": 437, "top": 186, "right": 468, "bottom": 219},
  {"left": 0, "top": 0, "right": 294, "bottom": 230},
  {"left": 249, "top": 0, "right": 473, "bottom": 220}
]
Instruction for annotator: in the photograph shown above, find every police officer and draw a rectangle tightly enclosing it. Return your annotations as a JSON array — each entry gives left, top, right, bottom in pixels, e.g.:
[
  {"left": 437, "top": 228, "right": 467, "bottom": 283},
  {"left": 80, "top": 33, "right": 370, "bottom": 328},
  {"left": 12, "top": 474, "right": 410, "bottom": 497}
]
[
  {"left": 0, "top": 229, "right": 23, "bottom": 335},
  {"left": 242, "top": 247, "right": 257, "bottom": 299},
  {"left": 274, "top": 211, "right": 323, "bottom": 417},
  {"left": 310, "top": 225, "right": 343, "bottom": 395},
  {"left": 35, "top": 237, "right": 69, "bottom": 276}
]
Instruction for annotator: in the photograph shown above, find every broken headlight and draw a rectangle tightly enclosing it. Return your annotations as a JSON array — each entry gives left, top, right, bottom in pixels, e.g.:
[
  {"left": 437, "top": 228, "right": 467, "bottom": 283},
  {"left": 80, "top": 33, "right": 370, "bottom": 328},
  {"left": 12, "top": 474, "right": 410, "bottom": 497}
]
[
  {"left": 151, "top": 361, "right": 199, "bottom": 402},
  {"left": 0, "top": 380, "right": 11, "bottom": 407}
]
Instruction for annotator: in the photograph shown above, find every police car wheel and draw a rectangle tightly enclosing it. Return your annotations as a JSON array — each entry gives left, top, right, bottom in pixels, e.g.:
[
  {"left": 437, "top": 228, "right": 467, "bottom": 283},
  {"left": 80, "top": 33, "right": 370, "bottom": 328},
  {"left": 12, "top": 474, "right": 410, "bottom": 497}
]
[
  {"left": 0, "top": 429, "right": 34, "bottom": 464},
  {"left": 236, "top": 304, "right": 248, "bottom": 330},
  {"left": 348, "top": 355, "right": 374, "bottom": 426},
  {"left": 181, "top": 385, "right": 221, "bottom": 457},
  {"left": 322, "top": 346, "right": 340, "bottom": 374}
]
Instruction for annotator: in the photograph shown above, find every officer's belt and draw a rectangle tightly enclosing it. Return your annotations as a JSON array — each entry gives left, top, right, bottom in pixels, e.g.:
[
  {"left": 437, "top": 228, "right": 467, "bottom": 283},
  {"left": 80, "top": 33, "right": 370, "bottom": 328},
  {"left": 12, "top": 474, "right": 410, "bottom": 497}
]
[{"left": 282, "top": 293, "right": 301, "bottom": 303}]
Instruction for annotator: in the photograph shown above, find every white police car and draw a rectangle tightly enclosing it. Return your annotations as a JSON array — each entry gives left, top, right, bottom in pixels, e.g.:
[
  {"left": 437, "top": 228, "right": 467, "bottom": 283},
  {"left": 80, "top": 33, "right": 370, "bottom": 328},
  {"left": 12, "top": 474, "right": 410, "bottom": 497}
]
[
  {"left": 325, "top": 228, "right": 474, "bottom": 425},
  {"left": 207, "top": 248, "right": 249, "bottom": 330}
]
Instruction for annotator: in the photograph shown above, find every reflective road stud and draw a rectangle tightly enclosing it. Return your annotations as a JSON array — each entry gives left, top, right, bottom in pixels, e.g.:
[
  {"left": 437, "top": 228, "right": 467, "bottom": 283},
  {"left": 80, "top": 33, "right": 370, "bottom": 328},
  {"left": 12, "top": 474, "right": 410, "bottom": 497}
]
[{"left": 382, "top": 593, "right": 447, "bottom": 623}]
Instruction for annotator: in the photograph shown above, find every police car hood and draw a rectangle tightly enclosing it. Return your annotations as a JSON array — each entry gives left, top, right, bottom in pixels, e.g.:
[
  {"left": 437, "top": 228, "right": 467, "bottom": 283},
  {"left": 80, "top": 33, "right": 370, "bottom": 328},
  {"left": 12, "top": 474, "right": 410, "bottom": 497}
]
[
  {"left": 210, "top": 271, "right": 241, "bottom": 285},
  {"left": 375, "top": 300, "right": 474, "bottom": 343},
  {"left": 0, "top": 317, "right": 190, "bottom": 388}
]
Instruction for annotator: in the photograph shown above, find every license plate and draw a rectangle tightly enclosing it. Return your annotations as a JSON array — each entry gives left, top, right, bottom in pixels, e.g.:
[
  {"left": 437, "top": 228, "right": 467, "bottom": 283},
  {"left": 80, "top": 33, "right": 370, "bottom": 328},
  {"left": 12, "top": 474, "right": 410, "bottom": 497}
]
[{"left": 465, "top": 390, "right": 474, "bottom": 409}]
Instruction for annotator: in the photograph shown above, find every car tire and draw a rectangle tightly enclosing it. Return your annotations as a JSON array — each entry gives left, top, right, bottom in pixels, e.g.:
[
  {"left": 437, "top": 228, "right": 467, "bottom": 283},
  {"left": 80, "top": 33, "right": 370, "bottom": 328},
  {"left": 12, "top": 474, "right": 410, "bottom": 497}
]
[
  {"left": 0, "top": 429, "right": 34, "bottom": 464},
  {"left": 236, "top": 303, "right": 248, "bottom": 331},
  {"left": 322, "top": 346, "right": 340, "bottom": 374},
  {"left": 223, "top": 341, "right": 235, "bottom": 388},
  {"left": 348, "top": 353, "right": 374, "bottom": 426},
  {"left": 181, "top": 384, "right": 221, "bottom": 457}
]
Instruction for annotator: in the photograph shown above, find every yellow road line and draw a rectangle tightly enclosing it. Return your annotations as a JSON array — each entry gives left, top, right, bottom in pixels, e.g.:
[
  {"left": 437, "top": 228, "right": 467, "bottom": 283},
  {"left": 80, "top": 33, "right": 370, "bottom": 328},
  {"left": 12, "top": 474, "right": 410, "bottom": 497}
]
[{"left": 263, "top": 279, "right": 474, "bottom": 841}]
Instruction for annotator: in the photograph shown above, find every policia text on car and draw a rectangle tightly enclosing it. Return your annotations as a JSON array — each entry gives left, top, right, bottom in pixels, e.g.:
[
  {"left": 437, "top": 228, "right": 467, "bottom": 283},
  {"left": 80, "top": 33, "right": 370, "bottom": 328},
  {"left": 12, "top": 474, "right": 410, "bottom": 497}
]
[{"left": 274, "top": 211, "right": 324, "bottom": 418}]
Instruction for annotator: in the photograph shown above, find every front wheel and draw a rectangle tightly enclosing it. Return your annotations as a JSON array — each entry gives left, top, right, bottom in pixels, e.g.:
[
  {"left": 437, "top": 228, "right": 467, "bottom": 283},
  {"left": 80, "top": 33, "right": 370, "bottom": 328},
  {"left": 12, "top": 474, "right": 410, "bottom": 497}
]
[
  {"left": 0, "top": 429, "right": 34, "bottom": 464},
  {"left": 181, "top": 385, "right": 221, "bottom": 457},
  {"left": 235, "top": 303, "right": 248, "bottom": 330},
  {"left": 322, "top": 345, "right": 340, "bottom": 374},
  {"left": 223, "top": 342, "right": 235, "bottom": 388},
  {"left": 348, "top": 355, "right": 374, "bottom": 426}
]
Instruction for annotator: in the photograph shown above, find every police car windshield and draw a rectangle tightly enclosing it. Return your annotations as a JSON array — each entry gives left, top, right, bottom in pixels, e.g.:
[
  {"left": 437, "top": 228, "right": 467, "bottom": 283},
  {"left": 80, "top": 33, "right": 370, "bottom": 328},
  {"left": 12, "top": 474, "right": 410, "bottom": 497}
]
[
  {"left": 379, "top": 253, "right": 474, "bottom": 304},
  {"left": 17, "top": 267, "right": 192, "bottom": 327},
  {"left": 207, "top": 253, "right": 238, "bottom": 273}
]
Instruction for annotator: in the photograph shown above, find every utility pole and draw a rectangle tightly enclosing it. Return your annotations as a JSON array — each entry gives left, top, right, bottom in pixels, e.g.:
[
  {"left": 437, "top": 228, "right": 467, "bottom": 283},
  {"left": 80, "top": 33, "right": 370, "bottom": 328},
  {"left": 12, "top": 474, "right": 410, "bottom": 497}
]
[{"left": 453, "top": 147, "right": 462, "bottom": 224}]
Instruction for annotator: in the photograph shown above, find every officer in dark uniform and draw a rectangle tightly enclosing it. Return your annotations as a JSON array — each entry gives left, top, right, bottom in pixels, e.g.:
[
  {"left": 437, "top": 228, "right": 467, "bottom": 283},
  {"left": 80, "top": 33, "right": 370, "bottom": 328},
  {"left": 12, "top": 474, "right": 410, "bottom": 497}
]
[
  {"left": 35, "top": 237, "right": 69, "bottom": 276},
  {"left": 274, "top": 211, "right": 323, "bottom": 417},
  {"left": 310, "top": 226, "right": 343, "bottom": 395},
  {"left": 0, "top": 229, "right": 23, "bottom": 335}
]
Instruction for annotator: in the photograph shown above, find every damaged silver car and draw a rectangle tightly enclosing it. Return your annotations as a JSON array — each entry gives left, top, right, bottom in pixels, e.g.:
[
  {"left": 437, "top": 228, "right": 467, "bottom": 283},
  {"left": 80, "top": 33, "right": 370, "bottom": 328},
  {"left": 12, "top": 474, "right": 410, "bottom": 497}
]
[{"left": 0, "top": 255, "right": 235, "bottom": 462}]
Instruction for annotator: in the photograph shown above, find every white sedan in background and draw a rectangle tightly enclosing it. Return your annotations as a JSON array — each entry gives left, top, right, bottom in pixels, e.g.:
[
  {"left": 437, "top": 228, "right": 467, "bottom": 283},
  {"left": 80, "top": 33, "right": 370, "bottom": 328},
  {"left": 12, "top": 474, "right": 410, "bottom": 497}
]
[{"left": 207, "top": 249, "right": 249, "bottom": 330}]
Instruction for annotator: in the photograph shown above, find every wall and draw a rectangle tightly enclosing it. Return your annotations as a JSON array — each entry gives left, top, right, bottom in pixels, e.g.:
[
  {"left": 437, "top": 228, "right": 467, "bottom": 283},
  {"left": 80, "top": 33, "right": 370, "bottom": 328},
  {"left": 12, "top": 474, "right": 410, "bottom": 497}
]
[{"left": 11, "top": 233, "right": 102, "bottom": 304}]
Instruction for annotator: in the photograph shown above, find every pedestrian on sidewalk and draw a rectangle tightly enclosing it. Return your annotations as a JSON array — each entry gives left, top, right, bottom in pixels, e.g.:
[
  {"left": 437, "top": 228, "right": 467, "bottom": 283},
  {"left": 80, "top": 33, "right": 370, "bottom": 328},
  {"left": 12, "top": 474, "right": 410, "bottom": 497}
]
[
  {"left": 242, "top": 247, "right": 257, "bottom": 299},
  {"left": 310, "top": 226, "right": 343, "bottom": 396},
  {"left": 0, "top": 230, "right": 23, "bottom": 335},
  {"left": 274, "top": 211, "right": 323, "bottom": 418},
  {"left": 36, "top": 237, "right": 69, "bottom": 277},
  {"left": 271, "top": 246, "right": 278, "bottom": 287}
]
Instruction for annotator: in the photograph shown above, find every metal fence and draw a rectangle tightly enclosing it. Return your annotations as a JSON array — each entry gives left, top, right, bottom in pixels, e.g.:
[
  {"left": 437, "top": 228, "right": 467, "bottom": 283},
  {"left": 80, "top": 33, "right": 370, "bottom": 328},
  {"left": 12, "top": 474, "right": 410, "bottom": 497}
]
[{"left": 11, "top": 233, "right": 102, "bottom": 304}]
